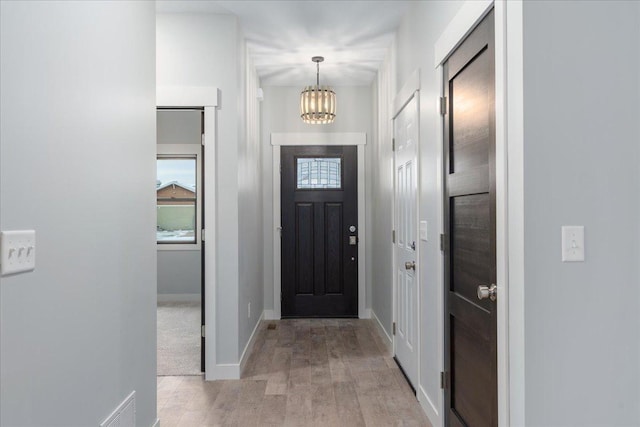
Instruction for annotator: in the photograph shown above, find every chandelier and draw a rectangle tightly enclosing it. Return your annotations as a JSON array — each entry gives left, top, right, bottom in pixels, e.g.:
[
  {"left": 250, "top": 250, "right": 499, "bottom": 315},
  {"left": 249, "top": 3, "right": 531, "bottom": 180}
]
[{"left": 300, "top": 56, "right": 336, "bottom": 124}]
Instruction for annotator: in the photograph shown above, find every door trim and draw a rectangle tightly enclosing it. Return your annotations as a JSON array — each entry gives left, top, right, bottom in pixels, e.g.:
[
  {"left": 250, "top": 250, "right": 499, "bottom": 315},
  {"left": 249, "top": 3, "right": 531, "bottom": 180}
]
[
  {"left": 270, "top": 133, "right": 367, "bottom": 320},
  {"left": 157, "top": 86, "right": 219, "bottom": 380},
  {"left": 434, "top": 1, "right": 525, "bottom": 426}
]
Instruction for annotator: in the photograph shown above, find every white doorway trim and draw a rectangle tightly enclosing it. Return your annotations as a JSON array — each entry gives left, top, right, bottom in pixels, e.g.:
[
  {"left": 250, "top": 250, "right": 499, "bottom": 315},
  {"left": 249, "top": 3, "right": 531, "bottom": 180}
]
[
  {"left": 270, "top": 132, "right": 368, "bottom": 320},
  {"left": 434, "top": 1, "right": 525, "bottom": 426},
  {"left": 157, "top": 85, "right": 219, "bottom": 381}
]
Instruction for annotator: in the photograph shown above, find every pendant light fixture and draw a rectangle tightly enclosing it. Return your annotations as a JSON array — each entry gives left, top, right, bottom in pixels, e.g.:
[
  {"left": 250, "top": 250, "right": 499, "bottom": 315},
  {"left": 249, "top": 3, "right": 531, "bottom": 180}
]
[{"left": 300, "top": 56, "right": 336, "bottom": 124}]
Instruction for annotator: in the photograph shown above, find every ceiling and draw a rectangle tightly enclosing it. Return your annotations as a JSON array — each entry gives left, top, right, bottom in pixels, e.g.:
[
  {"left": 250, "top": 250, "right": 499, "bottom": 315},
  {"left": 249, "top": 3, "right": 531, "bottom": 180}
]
[{"left": 156, "top": 1, "right": 411, "bottom": 86}]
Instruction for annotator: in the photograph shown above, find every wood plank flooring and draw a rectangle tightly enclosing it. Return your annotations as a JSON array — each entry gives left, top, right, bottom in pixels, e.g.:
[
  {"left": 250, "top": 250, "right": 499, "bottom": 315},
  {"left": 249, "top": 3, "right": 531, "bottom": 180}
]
[{"left": 157, "top": 319, "right": 431, "bottom": 427}]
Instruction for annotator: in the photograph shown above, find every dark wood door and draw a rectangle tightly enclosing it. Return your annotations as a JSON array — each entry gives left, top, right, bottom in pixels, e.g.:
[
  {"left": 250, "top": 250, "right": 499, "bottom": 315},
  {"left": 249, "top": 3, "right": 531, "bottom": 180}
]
[
  {"left": 443, "top": 9, "right": 497, "bottom": 427},
  {"left": 281, "top": 145, "right": 358, "bottom": 317}
]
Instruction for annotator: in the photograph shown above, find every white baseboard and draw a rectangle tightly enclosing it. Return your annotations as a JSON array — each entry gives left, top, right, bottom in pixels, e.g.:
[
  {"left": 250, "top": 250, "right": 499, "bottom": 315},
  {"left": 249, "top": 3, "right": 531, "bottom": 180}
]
[
  {"left": 371, "top": 310, "right": 393, "bottom": 353},
  {"left": 263, "top": 309, "right": 279, "bottom": 320},
  {"left": 359, "top": 308, "right": 372, "bottom": 319},
  {"left": 151, "top": 418, "right": 160, "bottom": 427},
  {"left": 418, "top": 384, "right": 441, "bottom": 427},
  {"left": 210, "top": 363, "right": 240, "bottom": 380},
  {"left": 157, "top": 293, "right": 200, "bottom": 303},
  {"left": 206, "top": 311, "right": 265, "bottom": 381},
  {"left": 239, "top": 311, "right": 265, "bottom": 377}
]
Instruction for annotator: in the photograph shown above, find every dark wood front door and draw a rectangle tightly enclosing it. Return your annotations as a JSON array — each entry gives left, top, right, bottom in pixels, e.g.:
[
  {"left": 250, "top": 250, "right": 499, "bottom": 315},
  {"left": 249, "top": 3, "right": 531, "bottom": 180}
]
[
  {"left": 444, "top": 9, "right": 497, "bottom": 427},
  {"left": 281, "top": 145, "right": 358, "bottom": 317}
]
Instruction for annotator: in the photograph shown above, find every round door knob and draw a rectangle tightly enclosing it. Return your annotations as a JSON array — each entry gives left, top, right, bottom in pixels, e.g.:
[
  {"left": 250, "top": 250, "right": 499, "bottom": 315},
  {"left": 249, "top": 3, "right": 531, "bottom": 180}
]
[{"left": 477, "top": 284, "right": 497, "bottom": 301}]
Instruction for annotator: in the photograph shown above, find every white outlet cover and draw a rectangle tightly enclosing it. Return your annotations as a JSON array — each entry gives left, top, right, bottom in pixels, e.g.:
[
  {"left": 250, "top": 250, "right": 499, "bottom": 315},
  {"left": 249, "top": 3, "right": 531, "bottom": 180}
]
[
  {"left": 1, "top": 230, "right": 36, "bottom": 275},
  {"left": 562, "top": 226, "right": 584, "bottom": 262}
]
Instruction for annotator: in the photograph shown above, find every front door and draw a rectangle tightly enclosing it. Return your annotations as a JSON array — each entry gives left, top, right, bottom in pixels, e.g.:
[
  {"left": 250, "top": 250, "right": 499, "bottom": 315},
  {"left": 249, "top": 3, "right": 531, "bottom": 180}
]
[
  {"left": 393, "top": 93, "right": 419, "bottom": 390},
  {"left": 443, "top": 9, "right": 497, "bottom": 427},
  {"left": 281, "top": 145, "right": 358, "bottom": 317}
]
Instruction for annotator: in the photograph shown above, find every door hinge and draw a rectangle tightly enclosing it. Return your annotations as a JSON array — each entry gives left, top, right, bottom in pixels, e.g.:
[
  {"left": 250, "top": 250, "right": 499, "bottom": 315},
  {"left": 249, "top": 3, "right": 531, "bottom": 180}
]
[
  {"left": 392, "top": 138, "right": 395, "bottom": 152},
  {"left": 392, "top": 322, "right": 396, "bottom": 336},
  {"left": 201, "top": 325, "right": 206, "bottom": 338},
  {"left": 439, "top": 233, "right": 446, "bottom": 251},
  {"left": 439, "top": 96, "right": 447, "bottom": 116},
  {"left": 392, "top": 230, "right": 396, "bottom": 244},
  {"left": 201, "top": 229, "right": 205, "bottom": 241},
  {"left": 440, "top": 371, "right": 448, "bottom": 389},
  {"left": 201, "top": 133, "right": 205, "bottom": 146}
]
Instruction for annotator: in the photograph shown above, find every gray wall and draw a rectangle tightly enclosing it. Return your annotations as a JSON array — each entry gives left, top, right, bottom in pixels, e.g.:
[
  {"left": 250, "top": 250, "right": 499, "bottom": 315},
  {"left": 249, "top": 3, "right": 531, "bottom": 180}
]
[
  {"left": 0, "top": 1, "right": 157, "bottom": 426},
  {"left": 157, "top": 13, "right": 264, "bottom": 366},
  {"left": 260, "top": 86, "right": 374, "bottom": 314},
  {"left": 237, "top": 31, "right": 264, "bottom": 358},
  {"left": 157, "top": 110, "right": 202, "bottom": 296},
  {"left": 157, "top": 13, "right": 241, "bottom": 363},
  {"left": 523, "top": 1, "right": 640, "bottom": 425}
]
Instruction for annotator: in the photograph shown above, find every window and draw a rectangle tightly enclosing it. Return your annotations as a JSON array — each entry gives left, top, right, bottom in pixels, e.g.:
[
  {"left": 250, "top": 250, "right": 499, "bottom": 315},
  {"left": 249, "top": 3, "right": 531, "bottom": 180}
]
[
  {"left": 296, "top": 157, "right": 342, "bottom": 189},
  {"left": 157, "top": 157, "right": 197, "bottom": 244}
]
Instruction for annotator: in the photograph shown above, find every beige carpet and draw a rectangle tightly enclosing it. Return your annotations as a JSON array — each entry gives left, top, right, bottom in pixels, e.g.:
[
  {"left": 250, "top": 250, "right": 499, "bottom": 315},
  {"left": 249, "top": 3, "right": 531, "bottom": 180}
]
[{"left": 157, "top": 301, "right": 201, "bottom": 376}]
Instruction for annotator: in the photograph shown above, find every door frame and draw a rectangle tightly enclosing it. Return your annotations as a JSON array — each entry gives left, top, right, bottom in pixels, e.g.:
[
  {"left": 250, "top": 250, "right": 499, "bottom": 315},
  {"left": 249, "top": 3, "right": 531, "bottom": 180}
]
[
  {"left": 270, "top": 132, "right": 367, "bottom": 320},
  {"left": 391, "top": 70, "right": 421, "bottom": 392},
  {"left": 434, "top": 1, "right": 525, "bottom": 425},
  {"left": 157, "top": 85, "right": 219, "bottom": 380}
]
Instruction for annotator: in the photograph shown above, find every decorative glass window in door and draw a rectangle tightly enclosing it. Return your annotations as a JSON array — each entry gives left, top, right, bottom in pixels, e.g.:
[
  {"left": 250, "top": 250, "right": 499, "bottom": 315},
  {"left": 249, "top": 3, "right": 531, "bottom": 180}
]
[{"left": 296, "top": 157, "right": 342, "bottom": 189}]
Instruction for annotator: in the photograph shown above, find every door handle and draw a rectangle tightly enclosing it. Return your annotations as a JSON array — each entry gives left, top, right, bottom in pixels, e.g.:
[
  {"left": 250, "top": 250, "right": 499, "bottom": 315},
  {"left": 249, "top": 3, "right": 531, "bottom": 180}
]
[
  {"left": 404, "top": 261, "right": 416, "bottom": 271},
  {"left": 477, "top": 284, "right": 497, "bottom": 301}
]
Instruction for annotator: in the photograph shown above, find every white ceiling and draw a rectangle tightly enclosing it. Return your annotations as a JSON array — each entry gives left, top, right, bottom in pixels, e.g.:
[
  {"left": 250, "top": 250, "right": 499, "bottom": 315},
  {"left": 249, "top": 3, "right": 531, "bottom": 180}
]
[{"left": 156, "top": 1, "right": 411, "bottom": 86}]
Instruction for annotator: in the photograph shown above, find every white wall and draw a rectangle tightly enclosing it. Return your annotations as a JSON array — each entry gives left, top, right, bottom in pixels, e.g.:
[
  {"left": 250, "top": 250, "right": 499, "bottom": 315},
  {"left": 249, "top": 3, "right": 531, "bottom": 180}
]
[
  {"left": 157, "top": 110, "right": 202, "bottom": 296},
  {"left": 522, "top": 2, "right": 640, "bottom": 425},
  {"left": 261, "top": 86, "right": 374, "bottom": 315},
  {"left": 157, "top": 13, "right": 264, "bottom": 369},
  {"left": 0, "top": 1, "right": 157, "bottom": 426},
  {"left": 157, "top": 13, "right": 241, "bottom": 364},
  {"left": 370, "top": 47, "right": 395, "bottom": 342},
  {"left": 237, "top": 39, "right": 264, "bottom": 358}
]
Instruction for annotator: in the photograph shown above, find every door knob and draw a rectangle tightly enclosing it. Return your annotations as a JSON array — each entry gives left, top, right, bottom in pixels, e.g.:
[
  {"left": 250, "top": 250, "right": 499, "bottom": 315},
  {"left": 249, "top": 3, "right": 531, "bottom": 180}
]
[
  {"left": 477, "top": 284, "right": 497, "bottom": 301},
  {"left": 404, "top": 261, "right": 416, "bottom": 271}
]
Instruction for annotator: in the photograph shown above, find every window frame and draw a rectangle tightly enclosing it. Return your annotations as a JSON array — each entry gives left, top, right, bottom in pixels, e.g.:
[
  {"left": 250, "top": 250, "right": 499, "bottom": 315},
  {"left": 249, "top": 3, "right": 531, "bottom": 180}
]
[{"left": 157, "top": 144, "right": 202, "bottom": 251}]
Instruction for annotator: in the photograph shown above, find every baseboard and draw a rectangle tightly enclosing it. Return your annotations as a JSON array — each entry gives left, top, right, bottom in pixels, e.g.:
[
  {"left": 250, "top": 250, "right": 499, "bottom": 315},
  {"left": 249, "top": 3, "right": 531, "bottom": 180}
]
[
  {"left": 418, "top": 384, "right": 441, "bottom": 427},
  {"left": 209, "top": 363, "right": 240, "bottom": 380},
  {"left": 157, "top": 293, "right": 200, "bottom": 303},
  {"left": 359, "top": 308, "right": 372, "bottom": 319},
  {"left": 263, "top": 309, "right": 279, "bottom": 320},
  {"left": 239, "top": 311, "right": 265, "bottom": 377},
  {"left": 371, "top": 310, "right": 393, "bottom": 353},
  {"left": 150, "top": 418, "right": 160, "bottom": 427}
]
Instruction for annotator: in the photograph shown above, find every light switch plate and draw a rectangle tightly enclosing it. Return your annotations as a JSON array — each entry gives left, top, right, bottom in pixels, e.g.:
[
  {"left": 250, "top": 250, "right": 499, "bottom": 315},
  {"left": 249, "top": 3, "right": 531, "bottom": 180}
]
[
  {"left": 562, "top": 226, "right": 584, "bottom": 262},
  {"left": 419, "top": 221, "right": 428, "bottom": 241},
  {"left": 1, "top": 230, "right": 36, "bottom": 275}
]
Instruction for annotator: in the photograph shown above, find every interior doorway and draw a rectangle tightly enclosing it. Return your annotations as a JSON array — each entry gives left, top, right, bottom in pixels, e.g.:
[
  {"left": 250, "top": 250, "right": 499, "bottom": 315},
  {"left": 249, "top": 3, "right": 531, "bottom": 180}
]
[
  {"left": 442, "top": 9, "right": 498, "bottom": 426},
  {"left": 156, "top": 109, "right": 205, "bottom": 376},
  {"left": 392, "top": 91, "right": 420, "bottom": 391}
]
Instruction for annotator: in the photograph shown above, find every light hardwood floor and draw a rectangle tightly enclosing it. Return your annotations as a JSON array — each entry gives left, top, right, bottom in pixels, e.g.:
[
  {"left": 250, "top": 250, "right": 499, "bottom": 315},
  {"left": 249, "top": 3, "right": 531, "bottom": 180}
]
[{"left": 157, "top": 319, "right": 431, "bottom": 426}]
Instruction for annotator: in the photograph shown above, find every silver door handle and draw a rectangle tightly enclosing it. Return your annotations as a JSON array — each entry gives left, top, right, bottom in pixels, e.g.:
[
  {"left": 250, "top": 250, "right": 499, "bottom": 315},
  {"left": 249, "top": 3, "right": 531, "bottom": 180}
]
[
  {"left": 477, "top": 284, "right": 497, "bottom": 301},
  {"left": 404, "top": 261, "right": 415, "bottom": 271}
]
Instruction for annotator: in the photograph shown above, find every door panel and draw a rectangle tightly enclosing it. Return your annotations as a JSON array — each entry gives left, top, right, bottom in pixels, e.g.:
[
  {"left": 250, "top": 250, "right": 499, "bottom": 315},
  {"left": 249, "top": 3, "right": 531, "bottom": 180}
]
[
  {"left": 444, "top": 9, "right": 497, "bottom": 427},
  {"left": 281, "top": 145, "right": 358, "bottom": 317},
  {"left": 394, "top": 94, "right": 419, "bottom": 389}
]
